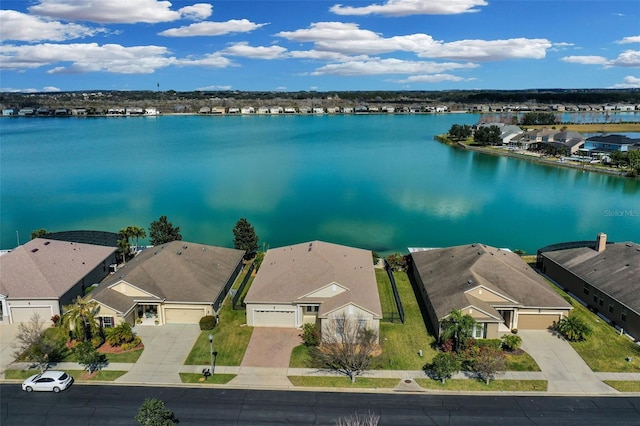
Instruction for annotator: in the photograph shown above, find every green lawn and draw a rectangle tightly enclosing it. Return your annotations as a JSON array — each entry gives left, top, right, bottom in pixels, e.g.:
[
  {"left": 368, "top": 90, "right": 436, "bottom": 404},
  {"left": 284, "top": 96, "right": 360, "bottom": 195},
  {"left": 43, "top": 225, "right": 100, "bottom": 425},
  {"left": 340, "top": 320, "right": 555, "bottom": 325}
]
[
  {"left": 289, "top": 344, "right": 312, "bottom": 368},
  {"left": 376, "top": 269, "right": 398, "bottom": 320},
  {"left": 185, "top": 269, "right": 254, "bottom": 366},
  {"left": 4, "top": 369, "right": 127, "bottom": 381},
  {"left": 288, "top": 376, "right": 400, "bottom": 388},
  {"left": 603, "top": 381, "right": 640, "bottom": 392},
  {"left": 505, "top": 351, "right": 540, "bottom": 372},
  {"left": 546, "top": 284, "right": 640, "bottom": 372},
  {"left": 179, "top": 373, "right": 236, "bottom": 384},
  {"left": 415, "top": 378, "right": 547, "bottom": 392},
  {"left": 374, "top": 271, "right": 438, "bottom": 370}
]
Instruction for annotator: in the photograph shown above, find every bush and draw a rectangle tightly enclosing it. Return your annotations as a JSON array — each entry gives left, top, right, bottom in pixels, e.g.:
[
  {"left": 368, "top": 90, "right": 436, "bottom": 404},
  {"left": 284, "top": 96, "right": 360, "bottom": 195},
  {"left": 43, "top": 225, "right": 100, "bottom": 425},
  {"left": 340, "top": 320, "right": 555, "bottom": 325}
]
[
  {"left": 476, "top": 339, "right": 502, "bottom": 350},
  {"left": 553, "top": 316, "right": 592, "bottom": 342},
  {"left": 199, "top": 315, "right": 217, "bottom": 330},
  {"left": 428, "top": 352, "right": 461, "bottom": 384},
  {"left": 106, "top": 322, "right": 136, "bottom": 347},
  {"left": 135, "top": 398, "right": 177, "bottom": 425},
  {"left": 473, "top": 347, "right": 506, "bottom": 384},
  {"left": 91, "top": 335, "right": 104, "bottom": 349},
  {"left": 121, "top": 337, "right": 142, "bottom": 352},
  {"left": 74, "top": 341, "right": 107, "bottom": 373},
  {"left": 501, "top": 334, "right": 522, "bottom": 352},
  {"left": 300, "top": 323, "right": 320, "bottom": 347},
  {"left": 50, "top": 315, "right": 61, "bottom": 327}
]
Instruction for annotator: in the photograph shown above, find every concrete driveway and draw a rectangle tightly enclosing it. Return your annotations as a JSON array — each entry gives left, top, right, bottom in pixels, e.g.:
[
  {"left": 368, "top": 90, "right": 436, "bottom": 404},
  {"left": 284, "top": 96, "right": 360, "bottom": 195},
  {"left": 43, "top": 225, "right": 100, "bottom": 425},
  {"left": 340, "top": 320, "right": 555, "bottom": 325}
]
[
  {"left": 519, "top": 330, "right": 617, "bottom": 394},
  {"left": 0, "top": 323, "right": 21, "bottom": 374}
]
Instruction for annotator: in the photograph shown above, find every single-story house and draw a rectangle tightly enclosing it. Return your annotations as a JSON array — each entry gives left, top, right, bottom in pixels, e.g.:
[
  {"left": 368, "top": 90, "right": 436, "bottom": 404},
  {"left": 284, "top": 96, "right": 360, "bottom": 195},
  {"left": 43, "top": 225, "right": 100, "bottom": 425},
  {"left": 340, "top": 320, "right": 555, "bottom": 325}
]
[
  {"left": 537, "top": 233, "right": 640, "bottom": 341},
  {"left": 0, "top": 238, "right": 117, "bottom": 324},
  {"left": 244, "top": 241, "right": 382, "bottom": 340},
  {"left": 584, "top": 135, "right": 640, "bottom": 154},
  {"left": 89, "top": 241, "right": 244, "bottom": 327},
  {"left": 409, "top": 244, "right": 572, "bottom": 340}
]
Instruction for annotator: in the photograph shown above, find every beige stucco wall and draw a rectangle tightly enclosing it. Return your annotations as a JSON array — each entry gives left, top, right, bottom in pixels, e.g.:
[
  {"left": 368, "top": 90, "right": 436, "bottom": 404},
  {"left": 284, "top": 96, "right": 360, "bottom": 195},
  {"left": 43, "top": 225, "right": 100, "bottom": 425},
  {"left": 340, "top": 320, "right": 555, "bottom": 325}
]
[
  {"left": 110, "top": 281, "right": 150, "bottom": 297},
  {"left": 322, "top": 304, "right": 380, "bottom": 338}
]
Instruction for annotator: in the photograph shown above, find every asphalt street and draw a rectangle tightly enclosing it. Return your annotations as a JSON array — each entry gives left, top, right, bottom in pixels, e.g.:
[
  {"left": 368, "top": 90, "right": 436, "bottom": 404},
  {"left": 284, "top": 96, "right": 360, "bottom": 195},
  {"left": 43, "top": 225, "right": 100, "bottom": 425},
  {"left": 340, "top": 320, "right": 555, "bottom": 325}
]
[{"left": 2, "top": 384, "right": 640, "bottom": 425}]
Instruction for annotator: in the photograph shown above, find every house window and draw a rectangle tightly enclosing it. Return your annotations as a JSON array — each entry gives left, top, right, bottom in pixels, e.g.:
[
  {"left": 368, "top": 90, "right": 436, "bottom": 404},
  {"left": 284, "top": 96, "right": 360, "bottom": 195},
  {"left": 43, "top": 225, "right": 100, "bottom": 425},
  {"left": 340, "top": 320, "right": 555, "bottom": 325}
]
[
  {"left": 621, "top": 308, "right": 627, "bottom": 322},
  {"left": 102, "top": 317, "right": 113, "bottom": 328},
  {"left": 472, "top": 324, "right": 485, "bottom": 339},
  {"left": 583, "top": 286, "right": 590, "bottom": 296},
  {"left": 305, "top": 305, "right": 319, "bottom": 313},
  {"left": 609, "top": 303, "right": 614, "bottom": 314},
  {"left": 593, "top": 292, "right": 598, "bottom": 304},
  {"left": 598, "top": 298, "right": 604, "bottom": 307}
]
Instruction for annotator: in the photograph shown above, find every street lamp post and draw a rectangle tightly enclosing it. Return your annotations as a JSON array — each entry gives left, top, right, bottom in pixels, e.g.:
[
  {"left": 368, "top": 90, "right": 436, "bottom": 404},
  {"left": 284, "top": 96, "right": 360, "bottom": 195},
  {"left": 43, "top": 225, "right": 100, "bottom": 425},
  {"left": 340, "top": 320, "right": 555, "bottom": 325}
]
[{"left": 208, "top": 333, "right": 214, "bottom": 376}]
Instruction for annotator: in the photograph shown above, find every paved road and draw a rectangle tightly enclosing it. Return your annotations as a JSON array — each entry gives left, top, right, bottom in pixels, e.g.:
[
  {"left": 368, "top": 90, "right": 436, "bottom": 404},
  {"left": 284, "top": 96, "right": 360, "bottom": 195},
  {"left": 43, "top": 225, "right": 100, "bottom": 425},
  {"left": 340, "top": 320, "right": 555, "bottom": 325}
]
[{"left": 2, "top": 384, "right": 640, "bottom": 425}]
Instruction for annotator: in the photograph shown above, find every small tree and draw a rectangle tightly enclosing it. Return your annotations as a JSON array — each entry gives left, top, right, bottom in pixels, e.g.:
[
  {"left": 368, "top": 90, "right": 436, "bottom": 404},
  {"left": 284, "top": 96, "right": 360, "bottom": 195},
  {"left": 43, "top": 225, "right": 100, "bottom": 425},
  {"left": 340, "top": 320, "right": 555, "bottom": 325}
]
[
  {"left": 149, "top": 215, "right": 182, "bottom": 246},
  {"left": 105, "top": 322, "right": 137, "bottom": 347},
  {"left": 429, "top": 352, "right": 461, "bottom": 384},
  {"left": 501, "top": 334, "right": 522, "bottom": 352},
  {"left": 385, "top": 253, "right": 406, "bottom": 271},
  {"left": 473, "top": 346, "right": 506, "bottom": 385},
  {"left": 310, "top": 314, "right": 378, "bottom": 383},
  {"left": 135, "top": 398, "right": 177, "bottom": 425},
  {"left": 232, "top": 218, "right": 259, "bottom": 260},
  {"left": 13, "top": 313, "right": 60, "bottom": 372},
  {"left": 61, "top": 295, "right": 100, "bottom": 342},
  {"left": 30, "top": 228, "right": 49, "bottom": 239},
  {"left": 371, "top": 251, "right": 380, "bottom": 266},
  {"left": 73, "top": 341, "right": 107, "bottom": 373},
  {"left": 440, "top": 310, "right": 476, "bottom": 353},
  {"left": 253, "top": 251, "right": 265, "bottom": 270},
  {"left": 300, "top": 323, "right": 320, "bottom": 347},
  {"left": 553, "top": 315, "right": 592, "bottom": 342}
]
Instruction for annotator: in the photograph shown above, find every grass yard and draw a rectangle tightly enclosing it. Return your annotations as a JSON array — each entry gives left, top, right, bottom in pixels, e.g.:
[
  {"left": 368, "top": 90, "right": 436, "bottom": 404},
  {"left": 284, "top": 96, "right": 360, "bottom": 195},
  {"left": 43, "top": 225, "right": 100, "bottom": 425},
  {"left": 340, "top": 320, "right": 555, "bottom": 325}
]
[
  {"left": 185, "top": 268, "right": 254, "bottom": 366},
  {"left": 546, "top": 284, "right": 640, "bottom": 372},
  {"left": 415, "top": 378, "right": 547, "bottom": 392},
  {"left": 374, "top": 271, "right": 438, "bottom": 370},
  {"left": 529, "top": 123, "right": 640, "bottom": 133},
  {"left": 289, "top": 344, "right": 312, "bottom": 368},
  {"left": 505, "top": 352, "right": 540, "bottom": 372},
  {"left": 179, "top": 373, "right": 236, "bottom": 384},
  {"left": 376, "top": 269, "right": 399, "bottom": 319},
  {"left": 288, "top": 376, "right": 400, "bottom": 388},
  {"left": 4, "top": 369, "right": 127, "bottom": 381},
  {"left": 603, "top": 381, "right": 640, "bottom": 392}
]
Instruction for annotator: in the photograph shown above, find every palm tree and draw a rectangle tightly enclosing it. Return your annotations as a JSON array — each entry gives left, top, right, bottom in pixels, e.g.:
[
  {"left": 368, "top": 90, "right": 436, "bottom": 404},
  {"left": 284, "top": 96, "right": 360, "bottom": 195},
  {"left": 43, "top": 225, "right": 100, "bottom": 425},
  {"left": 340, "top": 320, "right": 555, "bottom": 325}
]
[
  {"left": 117, "top": 238, "right": 131, "bottom": 264},
  {"left": 129, "top": 226, "right": 146, "bottom": 252},
  {"left": 61, "top": 296, "right": 100, "bottom": 342},
  {"left": 440, "top": 309, "right": 476, "bottom": 353}
]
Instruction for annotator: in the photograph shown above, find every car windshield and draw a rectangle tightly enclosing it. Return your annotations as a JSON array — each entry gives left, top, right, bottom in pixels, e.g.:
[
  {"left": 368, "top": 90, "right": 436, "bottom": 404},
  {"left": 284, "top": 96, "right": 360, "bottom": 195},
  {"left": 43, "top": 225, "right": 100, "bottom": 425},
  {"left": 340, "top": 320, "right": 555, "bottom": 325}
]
[{"left": 59, "top": 373, "right": 68, "bottom": 380}]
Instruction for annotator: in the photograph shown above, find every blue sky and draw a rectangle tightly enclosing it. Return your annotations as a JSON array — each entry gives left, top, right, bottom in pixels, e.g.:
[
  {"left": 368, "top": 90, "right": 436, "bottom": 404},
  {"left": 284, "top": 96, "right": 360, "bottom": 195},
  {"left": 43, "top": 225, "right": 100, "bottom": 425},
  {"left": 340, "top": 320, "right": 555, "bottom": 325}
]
[{"left": 0, "top": 0, "right": 639, "bottom": 92}]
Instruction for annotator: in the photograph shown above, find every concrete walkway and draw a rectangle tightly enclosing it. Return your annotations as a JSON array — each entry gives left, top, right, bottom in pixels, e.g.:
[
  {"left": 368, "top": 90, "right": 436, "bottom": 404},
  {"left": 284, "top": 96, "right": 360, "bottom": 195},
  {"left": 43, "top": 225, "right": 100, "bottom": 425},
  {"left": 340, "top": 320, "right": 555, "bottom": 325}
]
[{"left": 519, "top": 330, "right": 617, "bottom": 394}]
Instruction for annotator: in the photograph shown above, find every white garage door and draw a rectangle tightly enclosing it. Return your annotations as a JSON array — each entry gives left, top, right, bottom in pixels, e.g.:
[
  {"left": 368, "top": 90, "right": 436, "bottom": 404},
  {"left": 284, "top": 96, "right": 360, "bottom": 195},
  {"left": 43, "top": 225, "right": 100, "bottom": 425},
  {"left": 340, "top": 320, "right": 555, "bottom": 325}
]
[
  {"left": 164, "top": 308, "right": 205, "bottom": 324},
  {"left": 253, "top": 310, "right": 296, "bottom": 327},
  {"left": 10, "top": 306, "right": 54, "bottom": 323}
]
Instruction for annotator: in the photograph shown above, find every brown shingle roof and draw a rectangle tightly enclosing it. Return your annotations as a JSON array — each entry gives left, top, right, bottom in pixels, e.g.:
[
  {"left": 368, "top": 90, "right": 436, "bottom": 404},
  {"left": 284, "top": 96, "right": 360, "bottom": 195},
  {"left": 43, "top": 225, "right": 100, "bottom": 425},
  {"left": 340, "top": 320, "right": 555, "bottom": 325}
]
[
  {"left": 91, "top": 241, "right": 244, "bottom": 313},
  {"left": 0, "top": 238, "right": 116, "bottom": 299},
  {"left": 411, "top": 244, "right": 571, "bottom": 320},
  {"left": 245, "top": 241, "right": 382, "bottom": 318}
]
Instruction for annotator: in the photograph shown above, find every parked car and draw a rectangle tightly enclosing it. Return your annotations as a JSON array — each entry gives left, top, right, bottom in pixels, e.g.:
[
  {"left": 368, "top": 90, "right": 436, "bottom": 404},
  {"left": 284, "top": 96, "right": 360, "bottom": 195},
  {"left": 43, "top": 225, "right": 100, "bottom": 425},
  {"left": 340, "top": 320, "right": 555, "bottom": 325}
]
[{"left": 22, "top": 371, "right": 74, "bottom": 393}]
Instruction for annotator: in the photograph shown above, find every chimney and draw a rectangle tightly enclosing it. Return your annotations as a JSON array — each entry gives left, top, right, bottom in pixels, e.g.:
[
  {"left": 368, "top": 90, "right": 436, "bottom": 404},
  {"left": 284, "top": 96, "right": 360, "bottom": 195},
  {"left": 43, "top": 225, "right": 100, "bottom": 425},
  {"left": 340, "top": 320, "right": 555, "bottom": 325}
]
[{"left": 596, "top": 233, "right": 607, "bottom": 253}]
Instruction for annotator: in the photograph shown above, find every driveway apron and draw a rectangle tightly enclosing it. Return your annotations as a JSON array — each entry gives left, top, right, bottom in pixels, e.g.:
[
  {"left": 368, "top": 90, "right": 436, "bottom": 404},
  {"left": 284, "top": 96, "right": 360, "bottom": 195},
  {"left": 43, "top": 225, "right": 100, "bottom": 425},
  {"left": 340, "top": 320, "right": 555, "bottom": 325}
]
[
  {"left": 0, "top": 323, "right": 21, "bottom": 375},
  {"left": 519, "top": 330, "right": 617, "bottom": 394},
  {"left": 115, "top": 324, "right": 200, "bottom": 384}
]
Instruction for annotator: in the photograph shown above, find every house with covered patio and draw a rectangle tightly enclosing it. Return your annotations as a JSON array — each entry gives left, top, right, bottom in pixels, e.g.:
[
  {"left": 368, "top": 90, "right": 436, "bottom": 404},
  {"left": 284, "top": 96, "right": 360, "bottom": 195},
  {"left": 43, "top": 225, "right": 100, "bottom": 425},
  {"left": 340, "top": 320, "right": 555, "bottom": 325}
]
[{"left": 89, "top": 241, "right": 244, "bottom": 327}]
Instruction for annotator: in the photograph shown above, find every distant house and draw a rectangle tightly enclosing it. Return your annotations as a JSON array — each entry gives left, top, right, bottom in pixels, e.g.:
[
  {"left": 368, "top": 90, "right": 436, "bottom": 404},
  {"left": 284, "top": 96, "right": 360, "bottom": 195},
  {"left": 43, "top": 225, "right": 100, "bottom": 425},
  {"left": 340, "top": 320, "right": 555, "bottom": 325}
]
[
  {"left": 2, "top": 108, "right": 18, "bottom": 116},
  {"left": 583, "top": 135, "right": 640, "bottom": 155},
  {"left": 479, "top": 123, "right": 523, "bottom": 145},
  {"left": 510, "top": 128, "right": 585, "bottom": 154},
  {"left": 409, "top": 244, "right": 572, "bottom": 339},
  {"left": 537, "top": 233, "right": 640, "bottom": 341},
  {"left": 244, "top": 241, "right": 382, "bottom": 340},
  {"left": 0, "top": 238, "right": 117, "bottom": 323},
  {"left": 241, "top": 107, "right": 255, "bottom": 114},
  {"left": 90, "top": 241, "right": 244, "bottom": 327}
]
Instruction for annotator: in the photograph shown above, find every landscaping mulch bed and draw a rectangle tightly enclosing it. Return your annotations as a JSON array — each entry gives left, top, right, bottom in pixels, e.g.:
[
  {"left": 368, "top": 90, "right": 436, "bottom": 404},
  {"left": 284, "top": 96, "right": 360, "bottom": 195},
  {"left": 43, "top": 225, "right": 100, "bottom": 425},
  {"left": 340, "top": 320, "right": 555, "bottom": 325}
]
[{"left": 97, "top": 343, "right": 144, "bottom": 354}]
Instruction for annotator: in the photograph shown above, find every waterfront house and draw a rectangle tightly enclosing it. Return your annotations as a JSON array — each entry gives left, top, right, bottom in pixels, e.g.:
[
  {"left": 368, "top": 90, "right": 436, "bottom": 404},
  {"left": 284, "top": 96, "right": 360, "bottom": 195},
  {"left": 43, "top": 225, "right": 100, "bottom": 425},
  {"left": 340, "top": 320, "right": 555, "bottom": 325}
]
[
  {"left": 228, "top": 107, "right": 240, "bottom": 114},
  {"left": 2, "top": 108, "right": 18, "bottom": 116},
  {"left": 537, "top": 233, "right": 640, "bottom": 341},
  {"left": 257, "top": 107, "right": 270, "bottom": 115},
  {"left": 89, "top": 241, "right": 244, "bottom": 327},
  {"left": 241, "top": 107, "right": 255, "bottom": 114},
  {"left": 583, "top": 135, "right": 640, "bottom": 155},
  {"left": 270, "top": 107, "right": 283, "bottom": 114},
  {"left": 244, "top": 241, "right": 382, "bottom": 341},
  {"left": 211, "top": 107, "right": 226, "bottom": 115},
  {"left": 0, "top": 238, "right": 116, "bottom": 324},
  {"left": 409, "top": 244, "right": 572, "bottom": 339},
  {"left": 284, "top": 107, "right": 296, "bottom": 114},
  {"left": 313, "top": 107, "right": 325, "bottom": 114},
  {"left": 199, "top": 107, "right": 211, "bottom": 114}
]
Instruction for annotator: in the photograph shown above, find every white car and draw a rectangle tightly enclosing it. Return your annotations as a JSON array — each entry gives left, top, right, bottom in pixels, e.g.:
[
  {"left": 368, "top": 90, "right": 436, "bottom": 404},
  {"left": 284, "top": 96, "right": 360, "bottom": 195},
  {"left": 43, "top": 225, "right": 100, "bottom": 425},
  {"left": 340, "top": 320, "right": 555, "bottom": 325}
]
[{"left": 22, "top": 371, "right": 74, "bottom": 393}]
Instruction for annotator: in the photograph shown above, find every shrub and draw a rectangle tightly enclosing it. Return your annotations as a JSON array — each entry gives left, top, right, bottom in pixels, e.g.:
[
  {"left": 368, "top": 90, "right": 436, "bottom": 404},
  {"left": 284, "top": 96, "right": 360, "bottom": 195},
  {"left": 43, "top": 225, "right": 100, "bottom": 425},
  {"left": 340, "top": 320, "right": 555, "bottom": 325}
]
[
  {"left": 428, "top": 352, "right": 461, "bottom": 384},
  {"left": 50, "top": 315, "right": 61, "bottom": 327},
  {"left": 199, "top": 315, "right": 217, "bottom": 330},
  {"left": 91, "top": 335, "right": 104, "bottom": 349},
  {"left": 501, "top": 334, "right": 522, "bottom": 352},
  {"left": 135, "top": 398, "right": 177, "bottom": 425},
  {"left": 106, "top": 322, "right": 136, "bottom": 347},
  {"left": 473, "top": 347, "right": 506, "bottom": 385},
  {"left": 74, "top": 341, "right": 107, "bottom": 373},
  {"left": 300, "top": 323, "right": 320, "bottom": 347},
  {"left": 121, "top": 337, "right": 142, "bottom": 352},
  {"left": 553, "top": 316, "right": 592, "bottom": 342},
  {"left": 476, "top": 339, "right": 502, "bottom": 350}
]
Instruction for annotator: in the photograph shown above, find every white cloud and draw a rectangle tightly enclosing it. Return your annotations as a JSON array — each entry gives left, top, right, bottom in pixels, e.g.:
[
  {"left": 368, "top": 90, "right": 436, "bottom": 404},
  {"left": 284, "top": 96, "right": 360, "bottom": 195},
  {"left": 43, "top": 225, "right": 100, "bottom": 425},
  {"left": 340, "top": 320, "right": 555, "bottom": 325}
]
[
  {"left": 561, "top": 55, "right": 608, "bottom": 65},
  {"left": 159, "top": 19, "right": 267, "bottom": 37},
  {"left": 178, "top": 3, "right": 213, "bottom": 21},
  {"left": 289, "top": 49, "right": 370, "bottom": 62},
  {"left": 196, "top": 85, "right": 232, "bottom": 90},
  {"left": 609, "top": 76, "right": 640, "bottom": 88},
  {"left": 28, "top": 0, "right": 191, "bottom": 24},
  {"left": 310, "top": 58, "right": 477, "bottom": 76},
  {"left": 0, "top": 86, "right": 57, "bottom": 93},
  {"left": 609, "top": 50, "right": 640, "bottom": 67},
  {"left": 175, "top": 53, "right": 233, "bottom": 68},
  {"left": 277, "top": 22, "right": 551, "bottom": 61},
  {"left": 393, "top": 74, "right": 472, "bottom": 83},
  {"left": 330, "top": 0, "right": 487, "bottom": 16},
  {"left": 0, "top": 10, "right": 102, "bottom": 42},
  {"left": 222, "top": 42, "right": 286, "bottom": 59},
  {"left": 616, "top": 35, "right": 640, "bottom": 44},
  {"left": 43, "top": 86, "right": 61, "bottom": 92}
]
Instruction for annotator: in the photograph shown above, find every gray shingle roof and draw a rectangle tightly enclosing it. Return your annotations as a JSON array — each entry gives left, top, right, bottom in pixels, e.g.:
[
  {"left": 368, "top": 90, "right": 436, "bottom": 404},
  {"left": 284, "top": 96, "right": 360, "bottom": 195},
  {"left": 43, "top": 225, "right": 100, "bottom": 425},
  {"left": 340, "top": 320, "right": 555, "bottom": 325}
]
[
  {"left": 541, "top": 242, "right": 640, "bottom": 312},
  {"left": 0, "top": 238, "right": 116, "bottom": 299},
  {"left": 91, "top": 241, "right": 244, "bottom": 314},
  {"left": 245, "top": 241, "right": 382, "bottom": 318},
  {"left": 411, "top": 244, "right": 571, "bottom": 321}
]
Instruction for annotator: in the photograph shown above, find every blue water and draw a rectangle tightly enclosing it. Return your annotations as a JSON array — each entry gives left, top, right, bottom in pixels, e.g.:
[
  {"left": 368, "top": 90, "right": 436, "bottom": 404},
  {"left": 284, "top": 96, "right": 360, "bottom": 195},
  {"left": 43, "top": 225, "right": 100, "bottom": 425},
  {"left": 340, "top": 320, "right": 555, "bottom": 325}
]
[{"left": 1, "top": 115, "right": 639, "bottom": 253}]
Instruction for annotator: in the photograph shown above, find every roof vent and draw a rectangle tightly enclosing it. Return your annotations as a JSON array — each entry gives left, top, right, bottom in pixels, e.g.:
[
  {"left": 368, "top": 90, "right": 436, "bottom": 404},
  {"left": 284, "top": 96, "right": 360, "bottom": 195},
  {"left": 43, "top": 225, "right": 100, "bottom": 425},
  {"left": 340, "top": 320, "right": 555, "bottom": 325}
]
[
  {"left": 183, "top": 245, "right": 188, "bottom": 249},
  {"left": 177, "top": 251, "right": 182, "bottom": 255},
  {"left": 471, "top": 244, "right": 476, "bottom": 247},
  {"left": 31, "top": 248, "right": 39, "bottom": 253},
  {"left": 43, "top": 241, "right": 50, "bottom": 246},
  {"left": 467, "top": 279, "right": 474, "bottom": 285}
]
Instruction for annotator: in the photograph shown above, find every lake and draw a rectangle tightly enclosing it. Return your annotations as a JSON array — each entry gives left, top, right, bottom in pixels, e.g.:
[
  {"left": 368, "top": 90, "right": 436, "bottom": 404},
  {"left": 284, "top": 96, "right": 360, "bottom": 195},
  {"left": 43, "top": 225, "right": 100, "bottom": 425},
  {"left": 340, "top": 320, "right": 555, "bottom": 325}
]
[{"left": 1, "top": 114, "right": 639, "bottom": 253}]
